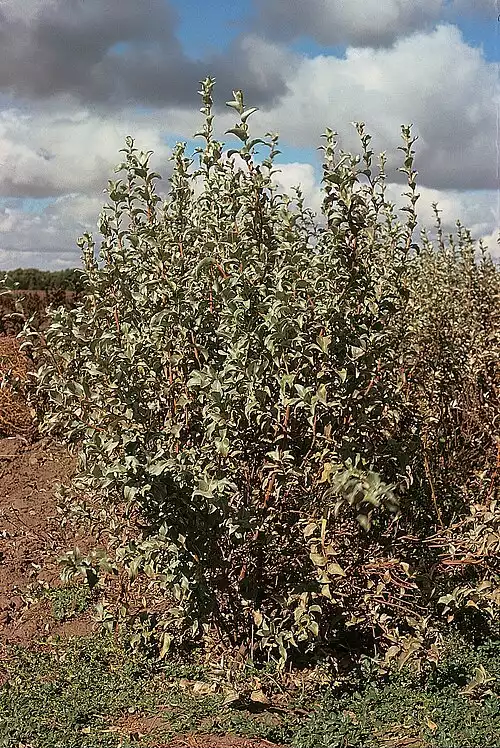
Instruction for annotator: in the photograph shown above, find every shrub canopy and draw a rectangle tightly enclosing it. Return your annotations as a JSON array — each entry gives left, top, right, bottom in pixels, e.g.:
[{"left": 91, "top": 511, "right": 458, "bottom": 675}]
[{"left": 22, "top": 79, "right": 499, "bottom": 666}]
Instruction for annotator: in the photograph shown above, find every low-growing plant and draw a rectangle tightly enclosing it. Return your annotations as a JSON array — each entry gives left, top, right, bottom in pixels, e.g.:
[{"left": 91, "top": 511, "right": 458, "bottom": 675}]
[
  {"left": 43, "top": 584, "right": 91, "bottom": 621},
  {"left": 21, "top": 78, "right": 499, "bottom": 669},
  {"left": 293, "top": 638, "right": 500, "bottom": 748},
  {"left": 0, "top": 633, "right": 298, "bottom": 747}
]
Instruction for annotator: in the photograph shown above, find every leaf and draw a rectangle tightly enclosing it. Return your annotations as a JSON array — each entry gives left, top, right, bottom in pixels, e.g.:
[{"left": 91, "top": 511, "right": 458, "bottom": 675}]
[
  {"left": 159, "top": 633, "right": 172, "bottom": 659},
  {"left": 215, "top": 437, "right": 230, "bottom": 457},
  {"left": 225, "top": 126, "right": 248, "bottom": 142},
  {"left": 303, "top": 522, "right": 318, "bottom": 538},
  {"left": 316, "top": 334, "right": 331, "bottom": 353},
  {"left": 461, "top": 665, "right": 495, "bottom": 696},
  {"left": 309, "top": 620, "right": 319, "bottom": 637},
  {"left": 327, "top": 562, "right": 346, "bottom": 577},
  {"left": 310, "top": 552, "right": 328, "bottom": 567},
  {"left": 250, "top": 689, "right": 270, "bottom": 705},
  {"left": 222, "top": 689, "right": 241, "bottom": 705},
  {"left": 356, "top": 514, "right": 371, "bottom": 531},
  {"left": 241, "top": 107, "right": 259, "bottom": 123},
  {"left": 320, "top": 463, "right": 334, "bottom": 483},
  {"left": 321, "top": 584, "right": 332, "bottom": 599},
  {"left": 316, "top": 383, "right": 327, "bottom": 404},
  {"left": 253, "top": 610, "right": 263, "bottom": 627},
  {"left": 193, "top": 681, "right": 213, "bottom": 695},
  {"left": 246, "top": 137, "right": 269, "bottom": 150}
]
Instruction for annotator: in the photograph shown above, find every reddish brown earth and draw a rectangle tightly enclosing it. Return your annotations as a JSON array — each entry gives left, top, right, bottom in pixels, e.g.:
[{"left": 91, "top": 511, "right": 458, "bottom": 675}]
[
  {"left": 0, "top": 334, "right": 93, "bottom": 646},
  {"left": 160, "top": 738, "right": 288, "bottom": 747},
  {"left": 0, "top": 435, "right": 95, "bottom": 646}
]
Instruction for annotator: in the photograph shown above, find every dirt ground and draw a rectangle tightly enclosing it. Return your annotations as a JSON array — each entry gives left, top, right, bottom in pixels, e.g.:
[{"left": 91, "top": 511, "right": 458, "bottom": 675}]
[
  {"left": 159, "top": 739, "right": 288, "bottom": 747},
  {"left": 0, "top": 434, "right": 95, "bottom": 646},
  {"left": 0, "top": 333, "right": 94, "bottom": 645}
]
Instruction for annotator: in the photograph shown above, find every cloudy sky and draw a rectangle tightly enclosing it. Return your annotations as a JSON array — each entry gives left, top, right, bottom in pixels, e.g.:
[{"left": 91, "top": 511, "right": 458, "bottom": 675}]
[{"left": 0, "top": 0, "right": 499, "bottom": 269}]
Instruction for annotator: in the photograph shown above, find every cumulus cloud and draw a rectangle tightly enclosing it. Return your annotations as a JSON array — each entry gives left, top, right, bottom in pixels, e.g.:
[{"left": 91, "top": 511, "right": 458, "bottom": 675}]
[
  {"left": 251, "top": 25, "right": 497, "bottom": 190},
  {"left": 0, "top": 193, "right": 103, "bottom": 269},
  {"left": 386, "top": 183, "right": 500, "bottom": 254},
  {"left": 0, "top": 103, "right": 177, "bottom": 198},
  {"left": 264, "top": 159, "right": 500, "bottom": 260},
  {"left": 1, "top": 161, "right": 498, "bottom": 271},
  {"left": 0, "top": 1, "right": 497, "bottom": 269},
  {"left": 0, "top": 0, "right": 292, "bottom": 108},
  {"left": 252, "top": 0, "right": 444, "bottom": 48},
  {"left": 252, "top": 0, "right": 496, "bottom": 48},
  {"left": 271, "top": 162, "right": 324, "bottom": 216},
  {"left": 0, "top": 33, "right": 299, "bottom": 200},
  {"left": 0, "top": 0, "right": 179, "bottom": 101}
]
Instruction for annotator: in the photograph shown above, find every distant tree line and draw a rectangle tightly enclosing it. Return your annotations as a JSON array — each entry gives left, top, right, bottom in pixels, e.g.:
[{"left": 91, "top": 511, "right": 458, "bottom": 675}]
[{"left": 2, "top": 267, "right": 84, "bottom": 292}]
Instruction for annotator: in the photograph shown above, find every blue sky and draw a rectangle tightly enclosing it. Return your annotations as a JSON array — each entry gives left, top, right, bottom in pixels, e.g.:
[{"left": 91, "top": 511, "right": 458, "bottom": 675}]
[
  {"left": 0, "top": 0, "right": 498, "bottom": 269},
  {"left": 169, "top": 0, "right": 253, "bottom": 59}
]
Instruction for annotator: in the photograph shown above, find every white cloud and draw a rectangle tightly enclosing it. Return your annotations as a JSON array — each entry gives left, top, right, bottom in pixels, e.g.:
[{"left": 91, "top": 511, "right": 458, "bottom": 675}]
[
  {"left": 271, "top": 162, "right": 324, "bottom": 216},
  {"left": 0, "top": 103, "right": 173, "bottom": 198},
  {"left": 0, "top": 17, "right": 498, "bottom": 268},
  {"left": 250, "top": 25, "right": 497, "bottom": 190},
  {"left": 1, "top": 163, "right": 498, "bottom": 271},
  {"left": 270, "top": 163, "right": 500, "bottom": 259},
  {"left": 0, "top": 193, "right": 104, "bottom": 269},
  {"left": 386, "top": 184, "right": 500, "bottom": 257},
  {"left": 253, "top": 0, "right": 496, "bottom": 47}
]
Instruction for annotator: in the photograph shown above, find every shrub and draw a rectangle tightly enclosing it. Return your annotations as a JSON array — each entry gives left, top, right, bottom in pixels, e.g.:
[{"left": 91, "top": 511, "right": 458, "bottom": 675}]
[{"left": 22, "top": 79, "right": 499, "bottom": 667}]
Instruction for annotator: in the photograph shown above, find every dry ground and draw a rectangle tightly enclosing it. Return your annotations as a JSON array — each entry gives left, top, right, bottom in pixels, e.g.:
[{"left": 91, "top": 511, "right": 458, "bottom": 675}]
[{"left": 0, "top": 435, "right": 94, "bottom": 647}]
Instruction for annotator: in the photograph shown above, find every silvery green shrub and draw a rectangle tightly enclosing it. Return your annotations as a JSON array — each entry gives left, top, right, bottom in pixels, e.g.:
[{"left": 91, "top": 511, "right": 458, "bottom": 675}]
[{"left": 22, "top": 79, "right": 499, "bottom": 665}]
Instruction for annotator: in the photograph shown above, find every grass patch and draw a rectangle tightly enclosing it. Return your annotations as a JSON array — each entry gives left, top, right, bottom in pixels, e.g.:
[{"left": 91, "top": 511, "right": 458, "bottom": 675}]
[
  {"left": 1, "top": 633, "right": 498, "bottom": 748},
  {"left": 0, "top": 634, "right": 297, "bottom": 747},
  {"left": 43, "top": 584, "right": 92, "bottom": 621},
  {"left": 293, "top": 638, "right": 500, "bottom": 748}
]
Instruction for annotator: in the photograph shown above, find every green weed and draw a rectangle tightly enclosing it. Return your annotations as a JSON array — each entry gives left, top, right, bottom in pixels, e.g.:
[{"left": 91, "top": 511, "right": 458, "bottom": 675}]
[
  {"left": 293, "top": 638, "right": 500, "bottom": 748},
  {"left": 0, "top": 634, "right": 297, "bottom": 747},
  {"left": 43, "top": 584, "right": 91, "bottom": 621}
]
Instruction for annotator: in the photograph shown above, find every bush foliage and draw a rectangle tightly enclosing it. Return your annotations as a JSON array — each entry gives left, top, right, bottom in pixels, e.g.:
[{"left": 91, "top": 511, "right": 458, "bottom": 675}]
[{"left": 21, "top": 79, "right": 499, "bottom": 667}]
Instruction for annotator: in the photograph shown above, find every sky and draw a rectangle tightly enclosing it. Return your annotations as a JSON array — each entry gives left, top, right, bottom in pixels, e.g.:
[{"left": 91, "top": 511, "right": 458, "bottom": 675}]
[{"left": 0, "top": 0, "right": 499, "bottom": 270}]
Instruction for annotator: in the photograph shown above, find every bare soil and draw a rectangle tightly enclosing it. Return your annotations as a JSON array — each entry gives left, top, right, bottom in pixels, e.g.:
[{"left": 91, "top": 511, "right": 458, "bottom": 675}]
[
  {"left": 113, "top": 712, "right": 289, "bottom": 747},
  {"left": 161, "top": 739, "right": 288, "bottom": 748},
  {"left": 0, "top": 435, "right": 95, "bottom": 646},
  {"left": 0, "top": 334, "right": 94, "bottom": 645}
]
